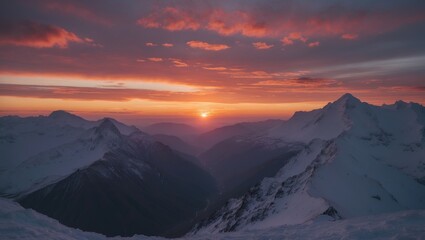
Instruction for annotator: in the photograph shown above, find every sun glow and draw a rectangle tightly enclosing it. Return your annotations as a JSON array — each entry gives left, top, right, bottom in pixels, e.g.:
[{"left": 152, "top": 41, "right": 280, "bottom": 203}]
[{"left": 200, "top": 112, "right": 209, "bottom": 118}]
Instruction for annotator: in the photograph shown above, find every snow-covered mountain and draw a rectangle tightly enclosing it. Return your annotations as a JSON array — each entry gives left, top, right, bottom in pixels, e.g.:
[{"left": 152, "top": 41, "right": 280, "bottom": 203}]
[
  {"left": 0, "top": 112, "right": 139, "bottom": 196},
  {"left": 0, "top": 111, "right": 138, "bottom": 171},
  {"left": 192, "top": 93, "right": 425, "bottom": 234},
  {"left": 2, "top": 197, "right": 425, "bottom": 240},
  {"left": 18, "top": 130, "right": 216, "bottom": 237},
  {"left": 0, "top": 111, "right": 217, "bottom": 237},
  {"left": 2, "top": 95, "right": 425, "bottom": 239}
]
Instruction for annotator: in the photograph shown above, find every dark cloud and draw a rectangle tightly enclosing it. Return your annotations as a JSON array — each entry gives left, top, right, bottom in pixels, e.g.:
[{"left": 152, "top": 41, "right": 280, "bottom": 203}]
[{"left": 0, "top": 20, "right": 84, "bottom": 48}]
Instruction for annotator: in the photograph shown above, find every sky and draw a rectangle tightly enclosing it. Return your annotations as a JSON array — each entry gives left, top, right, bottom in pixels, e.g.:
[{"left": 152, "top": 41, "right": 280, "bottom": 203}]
[{"left": 0, "top": 0, "right": 425, "bottom": 126}]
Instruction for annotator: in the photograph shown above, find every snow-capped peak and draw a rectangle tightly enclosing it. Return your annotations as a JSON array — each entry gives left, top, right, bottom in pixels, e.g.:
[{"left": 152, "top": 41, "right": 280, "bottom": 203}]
[
  {"left": 324, "top": 93, "right": 362, "bottom": 111},
  {"left": 0, "top": 116, "right": 132, "bottom": 196},
  {"left": 95, "top": 118, "right": 121, "bottom": 138},
  {"left": 47, "top": 110, "right": 90, "bottom": 129},
  {"left": 48, "top": 110, "right": 86, "bottom": 123},
  {"left": 267, "top": 93, "right": 362, "bottom": 142},
  {"left": 335, "top": 93, "right": 361, "bottom": 104}
]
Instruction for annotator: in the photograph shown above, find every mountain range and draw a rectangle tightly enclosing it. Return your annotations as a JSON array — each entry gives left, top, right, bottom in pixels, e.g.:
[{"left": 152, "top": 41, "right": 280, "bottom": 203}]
[
  {"left": 0, "top": 93, "right": 424, "bottom": 238},
  {"left": 191, "top": 94, "right": 425, "bottom": 233},
  {"left": 0, "top": 111, "right": 216, "bottom": 237}
]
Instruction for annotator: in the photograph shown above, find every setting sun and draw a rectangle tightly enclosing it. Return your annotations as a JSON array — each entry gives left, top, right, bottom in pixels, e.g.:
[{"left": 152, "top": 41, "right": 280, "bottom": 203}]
[{"left": 200, "top": 112, "right": 209, "bottom": 118}]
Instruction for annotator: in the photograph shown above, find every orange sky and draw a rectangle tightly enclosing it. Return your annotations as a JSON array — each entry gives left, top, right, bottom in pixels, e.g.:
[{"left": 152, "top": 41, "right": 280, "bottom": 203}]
[{"left": 1, "top": 1, "right": 425, "bottom": 126}]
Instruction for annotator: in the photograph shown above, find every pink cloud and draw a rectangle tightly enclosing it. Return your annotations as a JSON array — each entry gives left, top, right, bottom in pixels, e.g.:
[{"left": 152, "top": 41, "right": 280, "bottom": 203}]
[
  {"left": 186, "top": 41, "right": 230, "bottom": 51},
  {"left": 203, "top": 66, "right": 227, "bottom": 71},
  {"left": 206, "top": 10, "right": 268, "bottom": 37},
  {"left": 281, "top": 32, "right": 308, "bottom": 46},
  {"left": 341, "top": 33, "right": 359, "bottom": 40},
  {"left": 281, "top": 37, "right": 294, "bottom": 46},
  {"left": 0, "top": 20, "right": 85, "bottom": 48},
  {"left": 252, "top": 42, "right": 274, "bottom": 50},
  {"left": 289, "top": 32, "right": 307, "bottom": 42},
  {"left": 169, "top": 58, "right": 188, "bottom": 67},
  {"left": 146, "top": 42, "right": 174, "bottom": 47},
  {"left": 147, "top": 57, "right": 163, "bottom": 62},
  {"left": 138, "top": 7, "right": 268, "bottom": 37},
  {"left": 137, "top": 5, "right": 425, "bottom": 41},
  {"left": 308, "top": 41, "right": 320, "bottom": 47},
  {"left": 137, "top": 7, "right": 201, "bottom": 31}
]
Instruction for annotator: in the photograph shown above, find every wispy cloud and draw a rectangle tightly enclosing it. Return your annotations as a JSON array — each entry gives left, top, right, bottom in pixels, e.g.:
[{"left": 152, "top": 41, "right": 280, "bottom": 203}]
[
  {"left": 0, "top": 74, "right": 201, "bottom": 93},
  {"left": 186, "top": 41, "right": 229, "bottom": 51},
  {"left": 308, "top": 41, "right": 320, "bottom": 47},
  {"left": 312, "top": 55, "right": 425, "bottom": 79},
  {"left": 341, "top": 33, "right": 359, "bottom": 40},
  {"left": 146, "top": 42, "right": 174, "bottom": 47},
  {"left": 203, "top": 66, "right": 227, "bottom": 71},
  {"left": 169, "top": 58, "right": 188, "bottom": 67},
  {"left": 147, "top": 57, "right": 163, "bottom": 62},
  {"left": 252, "top": 42, "right": 274, "bottom": 50},
  {"left": 281, "top": 32, "right": 308, "bottom": 46}
]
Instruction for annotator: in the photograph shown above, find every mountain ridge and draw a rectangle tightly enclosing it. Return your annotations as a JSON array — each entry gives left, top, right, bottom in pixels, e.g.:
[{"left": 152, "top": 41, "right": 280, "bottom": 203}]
[{"left": 191, "top": 93, "right": 425, "bottom": 234}]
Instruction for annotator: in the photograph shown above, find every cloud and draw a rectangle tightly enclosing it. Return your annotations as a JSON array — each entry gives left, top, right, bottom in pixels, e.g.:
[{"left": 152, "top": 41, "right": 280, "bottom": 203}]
[
  {"left": 0, "top": 84, "right": 197, "bottom": 102},
  {"left": 138, "top": 7, "right": 268, "bottom": 37},
  {"left": 186, "top": 41, "right": 229, "bottom": 51},
  {"left": 147, "top": 57, "right": 163, "bottom": 62},
  {"left": 142, "top": 57, "right": 187, "bottom": 66},
  {"left": 146, "top": 42, "right": 174, "bottom": 47},
  {"left": 289, "top": 32, "right": 308, "bottom": 42},
  {"left": 169, "top": 58, "right": 188, "bottom": 67},
  {"left": 216, "top": 69, "right": 310, "bottom": 80},
  {"left": 281, "top": 32, "right": 308, "bottom": 46},
  {"left": 0, "top": 82, "right": 340, "bottom": 104},
  {"left": 308, "top": 41, "right": 320, "bottom": 47},
  {"left": 137, "top": 7, "right": 201, "bottom": 31},
  {"left": 0, "top": 20, "right": 85, "bottom": 48},
  {"left": 203, "top": 66, "right": 227, "bottom": 71},
  {"left": 254, "top": 77, "right": 339, "bottom": 88},
  {"left": 205, "top": 9, "right": 268, "bottom": 37},
  {"left": 252, "top": 42, "right": 274, "bottom": 50},
  {"left": 341, "top": 33, "right": 359, "bottom": 40},
  {"left": 137, "top": 3, "right": 425, "bottom": 41},
  {"left": 281, "top": 37, "right": 294, "bottom": 46}
]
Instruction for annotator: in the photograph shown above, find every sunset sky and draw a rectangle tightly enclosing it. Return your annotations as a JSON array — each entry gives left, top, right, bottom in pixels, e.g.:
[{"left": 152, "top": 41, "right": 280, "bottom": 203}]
[{"left": 1, "top": 0, "right": 424, "bottom": 126}]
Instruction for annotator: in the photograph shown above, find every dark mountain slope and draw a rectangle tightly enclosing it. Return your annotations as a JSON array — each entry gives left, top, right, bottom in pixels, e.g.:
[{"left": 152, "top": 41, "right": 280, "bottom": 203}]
[{"left": 18, "top": 127, "right": 217, "bottom": 237}]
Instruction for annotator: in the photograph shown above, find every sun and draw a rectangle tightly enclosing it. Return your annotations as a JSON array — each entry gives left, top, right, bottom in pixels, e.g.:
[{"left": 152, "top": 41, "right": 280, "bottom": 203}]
[{"left": 200, "top": 112, "right": 209, "bottom": 118}]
